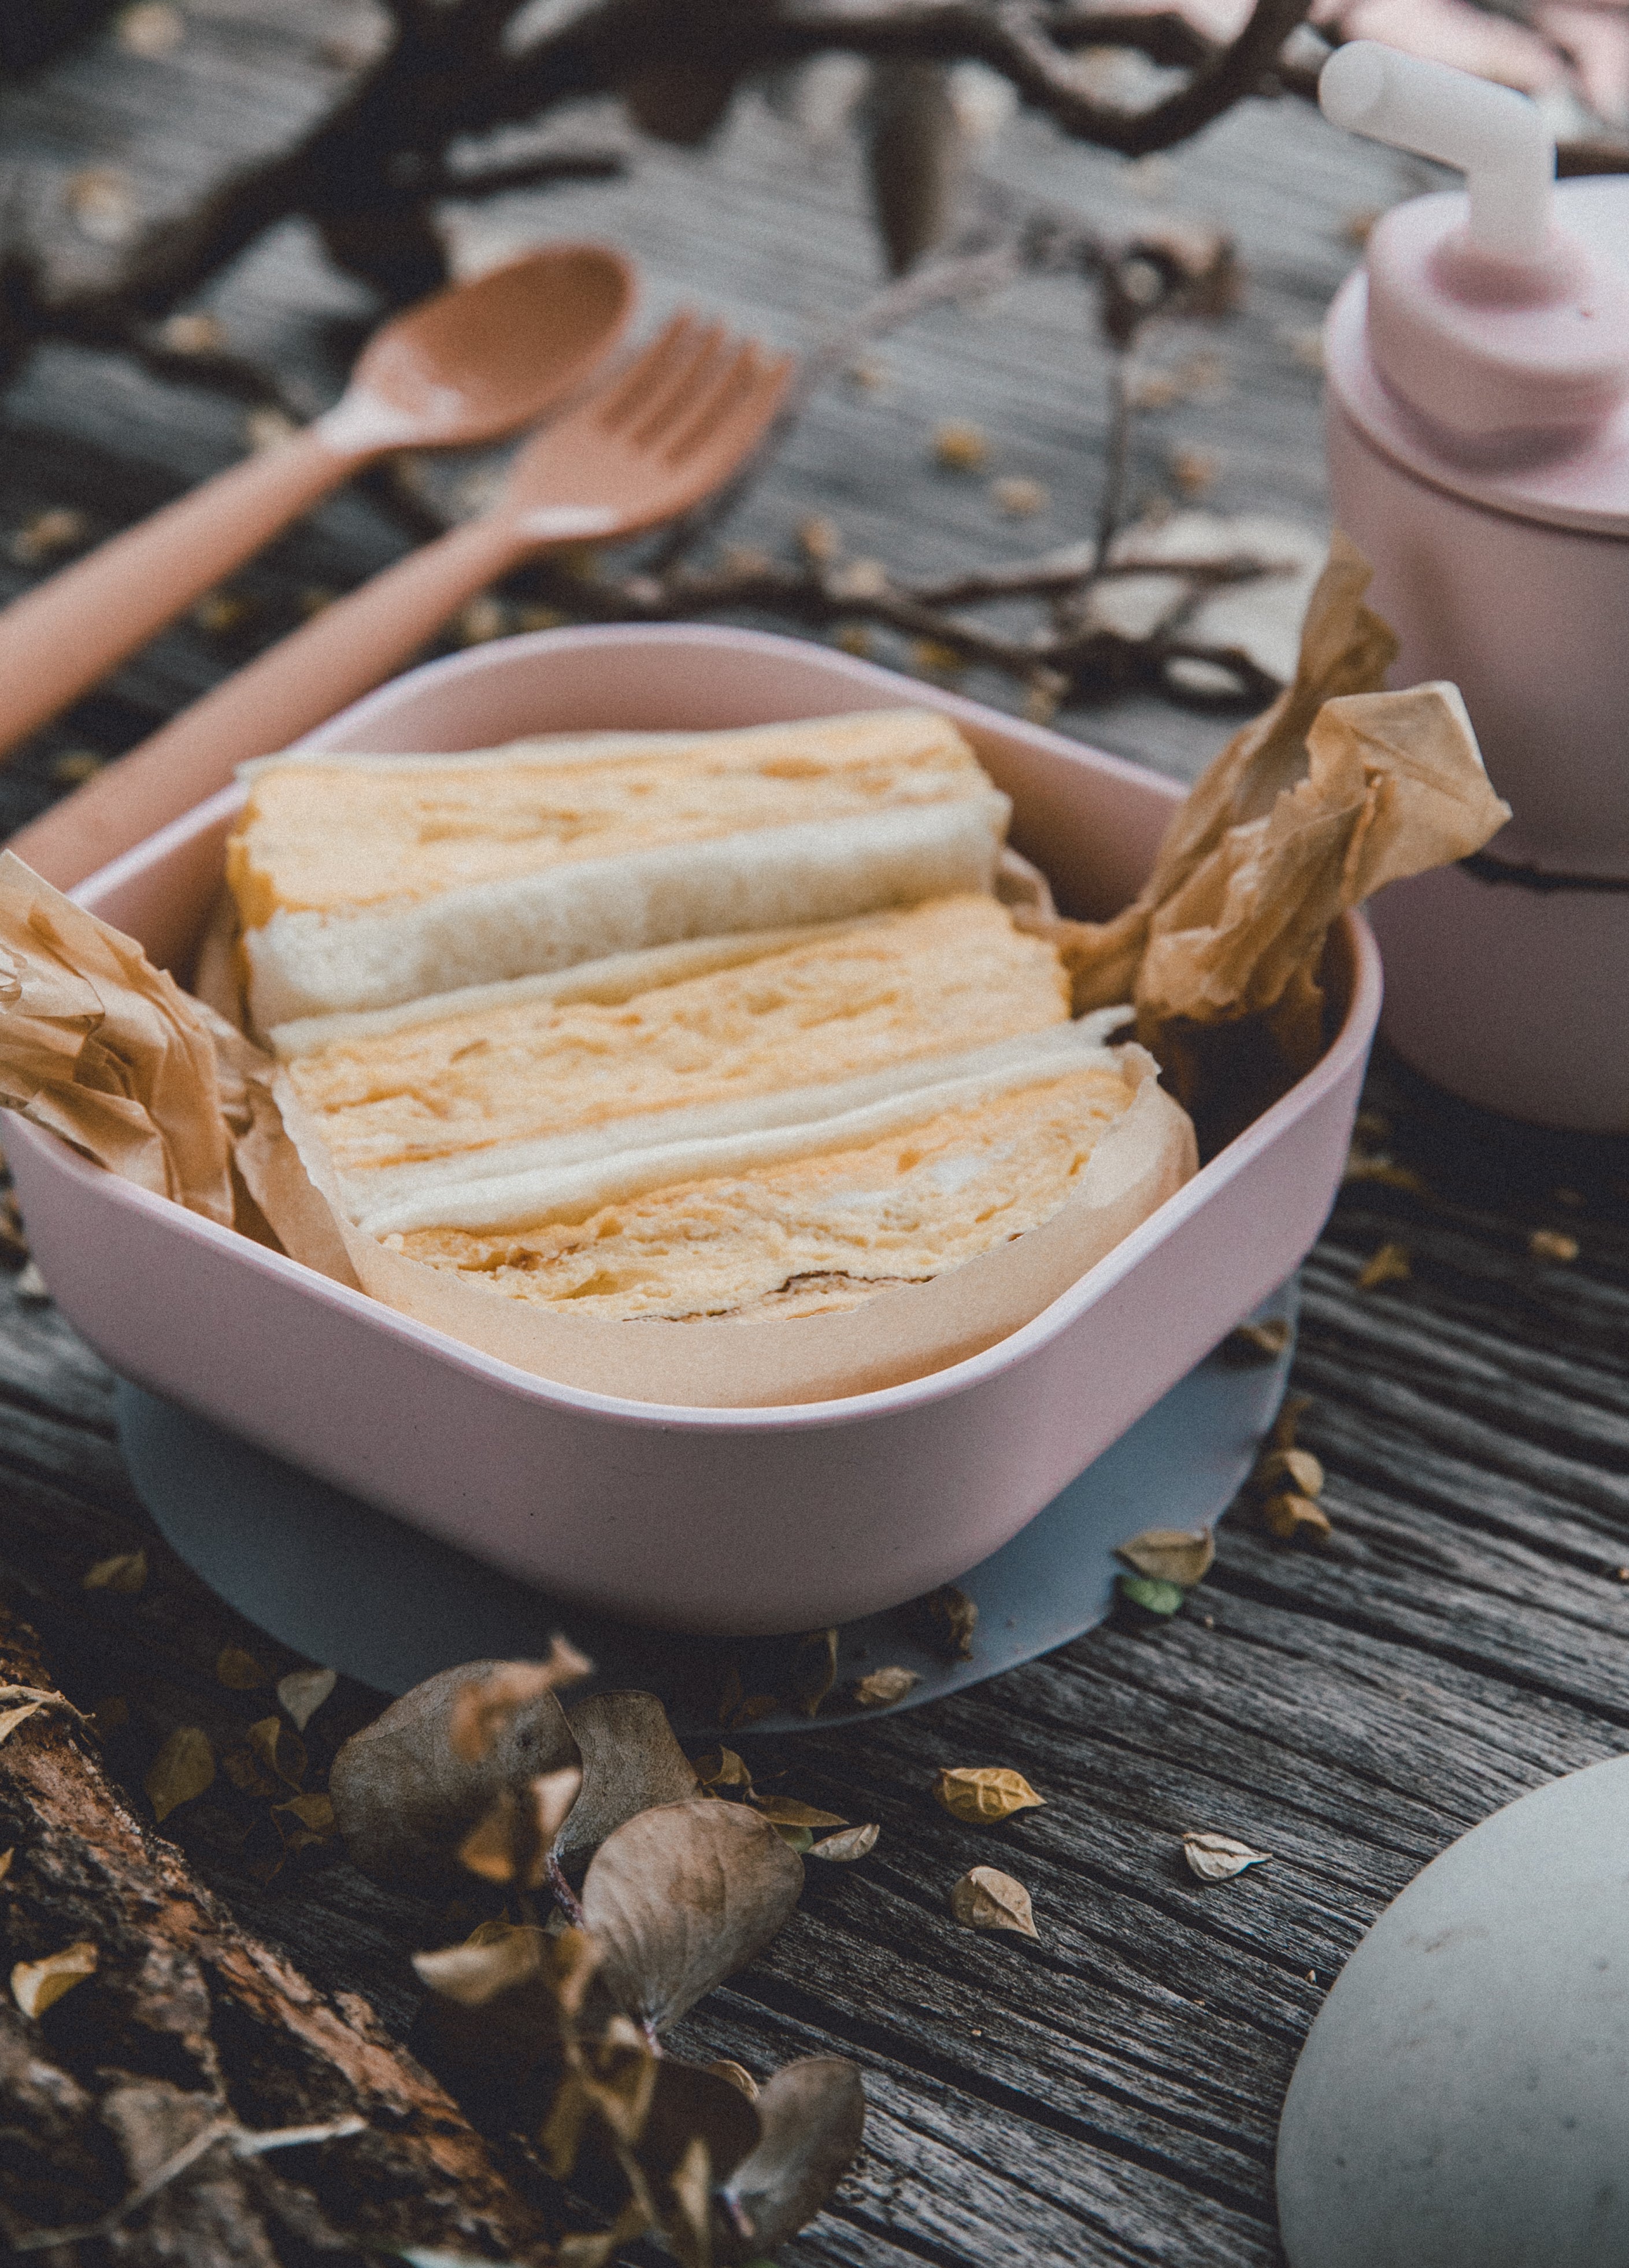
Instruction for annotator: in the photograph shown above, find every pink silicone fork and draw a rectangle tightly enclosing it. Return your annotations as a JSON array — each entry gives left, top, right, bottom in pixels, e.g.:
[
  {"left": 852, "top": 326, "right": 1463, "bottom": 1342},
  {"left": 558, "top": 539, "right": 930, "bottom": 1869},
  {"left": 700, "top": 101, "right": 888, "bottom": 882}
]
[{"left": 12, "top": 315, "right": 794, "bottom": 890}]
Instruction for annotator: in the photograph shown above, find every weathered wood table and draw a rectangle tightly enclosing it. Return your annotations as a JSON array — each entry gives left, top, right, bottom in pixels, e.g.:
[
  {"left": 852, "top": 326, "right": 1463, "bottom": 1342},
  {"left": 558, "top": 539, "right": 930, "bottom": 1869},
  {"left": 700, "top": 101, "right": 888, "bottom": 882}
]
[{"left": 3, "top": 13, "right": 1628, "bottom": 2265}]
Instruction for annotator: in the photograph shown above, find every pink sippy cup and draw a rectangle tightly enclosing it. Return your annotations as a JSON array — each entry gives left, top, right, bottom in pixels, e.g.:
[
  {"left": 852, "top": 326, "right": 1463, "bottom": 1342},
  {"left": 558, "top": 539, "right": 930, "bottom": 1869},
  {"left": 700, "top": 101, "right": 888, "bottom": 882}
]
[{"left": 1319, "top": 41, "right": 1629, "bottom": 1132}]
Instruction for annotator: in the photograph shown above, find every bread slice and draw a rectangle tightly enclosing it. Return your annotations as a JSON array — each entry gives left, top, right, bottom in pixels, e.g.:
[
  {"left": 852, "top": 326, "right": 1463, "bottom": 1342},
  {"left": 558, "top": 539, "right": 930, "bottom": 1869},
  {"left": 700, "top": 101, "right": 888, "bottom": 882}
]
[
  {"left": 229, "top": 709, "right": 1009, "bottom": 1029},
  {"left": 275, "top": 894, "right": 1070, "bottom": 1225},
  {"left": 371, "top": 1052, "right": 1158, "bottom": 1323}
]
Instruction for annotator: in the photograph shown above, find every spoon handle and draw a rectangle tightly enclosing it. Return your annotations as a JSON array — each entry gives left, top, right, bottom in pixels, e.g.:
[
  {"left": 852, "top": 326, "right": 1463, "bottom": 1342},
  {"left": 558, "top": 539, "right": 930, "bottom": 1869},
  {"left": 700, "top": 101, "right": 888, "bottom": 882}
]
[
  {"left": 8, "top": 513, "right": 524, "bottom": 891},
  {"left": 0, "top": 425, "right": 360, "bottom": 762}
]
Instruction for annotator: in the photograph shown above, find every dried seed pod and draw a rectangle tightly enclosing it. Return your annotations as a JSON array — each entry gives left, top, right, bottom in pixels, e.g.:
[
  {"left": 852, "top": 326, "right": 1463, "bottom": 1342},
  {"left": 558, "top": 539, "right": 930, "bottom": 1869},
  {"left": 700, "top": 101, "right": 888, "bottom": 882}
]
[
  {"left": 1260, "top": 1492, "right": 1332, "bottom": 1544},
  {"left": 1182, "top": 1830, "right": 1271, "bottom": 1883},
  {"left": 1252, "top": 1446, "right": 1325, "bottom": 1497},
  {"left": 865, "top": 62, "right": 962, "bottom": 276},
  {"left": 331, "top": 1656, "right": 583, "bottom": 1887},
  {"left": 810, "top": 1824, "right": 880, "bottom": 1863},
  {"left": 1116, "top": 1527, "right": 1214, "bottom": 1587},
  {"left": 934, "top": 1767, "right": 1045, "bottom": 1825},
  {"left": 949, "top": 1865, "right": 1038, "bottom": 1939},
  {"left": 851, "top": 1666, "right": 920, "bottom": 1709},
  {"left": 1357, "top": 1241, "right": 1412, "bottom": 1291},
  {"left": 755, "top": 1798, "right": 847, "bottom": 1830}
]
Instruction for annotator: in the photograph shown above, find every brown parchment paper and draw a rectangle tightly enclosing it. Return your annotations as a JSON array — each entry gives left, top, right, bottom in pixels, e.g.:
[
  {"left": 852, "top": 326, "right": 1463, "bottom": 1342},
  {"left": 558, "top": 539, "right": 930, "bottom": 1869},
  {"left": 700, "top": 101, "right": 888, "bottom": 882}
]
[
  {"left": 267, "top": 1046, "right": 1195, "bottom": 1407},
  {"left": 1034, "top": 532, "right": 1512, "bottom": 1150},
  {"left": 0, "top": 851, "right": 259, "bottom": 1226}
]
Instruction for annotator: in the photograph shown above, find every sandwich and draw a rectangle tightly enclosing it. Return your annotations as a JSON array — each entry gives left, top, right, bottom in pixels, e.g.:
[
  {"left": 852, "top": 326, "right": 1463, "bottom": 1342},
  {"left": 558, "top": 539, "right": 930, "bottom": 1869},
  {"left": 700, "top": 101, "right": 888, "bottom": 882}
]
[
  {"left": 228, "top": 708, "right": 1012, "bottom": 1032},
  {"left": 264, "top": 894, "right": 1195, "bottom": 1396}
]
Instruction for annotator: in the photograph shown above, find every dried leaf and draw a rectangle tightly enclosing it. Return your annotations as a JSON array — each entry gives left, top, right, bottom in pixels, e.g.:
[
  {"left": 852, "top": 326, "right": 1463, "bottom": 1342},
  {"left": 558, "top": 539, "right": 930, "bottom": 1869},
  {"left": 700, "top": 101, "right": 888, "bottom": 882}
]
[
  {"left": 276, "top": 1665, "right": 336, "bottom": 1731},
  {"left": 1253, "top": 1444, "right": 1324, "bottom": 1497},
  {"left": 810, "top": 1824, "right": 880, "bottom": 1863},
  {"left": 690, "top": 1746, "right": 753, "bottom": 1796},
  {"left": 634, "top": 2058, "right": 760, "bottom": 2206},
  {"left": 1119, "top": 1574, "right": 1185, "bottom": 1617},
  {"left": 145, "top": 1726, "right": 214, "bottom": 1822},
  {"left": 331, "top": 1658, "right": 580, "bottom": 1886},
  {"left": 754, "top": 1798, "right": 847, "bottom": 1830},
  {"left": 582, "top": 1799, "right": 804, "bottom": 2034},
  {"left": 0, "top": 1849, "right": 12, "bottom": 1881},
  {"left": 1357, "top": 1242, "right": 1412, "bottom": 1291},
  {"left": 558, "top": 2202, "right": 653, "bottom": 2268},
  {"left": 557, "top": 1691, "right": 698, "bottom": 1857},
  {"left": 774, "top": 1825, "right": 814, "bottom": 1853},
  {"left": 246, "top": 1714, "right": 305, "bottom": 1789},
  {"left": 413, "top": 1922, "right": 573, "bottom": 2080},
  {"left": 933, "top": 1767, "right": 1045, "bottom": 1825},
  {"left": 1260, "top": 1492, "right": 1332, "bottom": 1544},
  {"left": 451, "top": 1642, "right": 591, "bottom": 1762},
  {"left": 216, "top": 1644, "right": 268, "bottom": 1690},
  {"left": 11, "top": 1940, "right": 97, "bottom": 2019},
  {"left": 788, "top": 1628, "right": 837, "bottom": 1719},
  {"left": 1116, "top": 1527, "right": 1214, "bottom": 1588},
  {"left": 949, "top": 1865, "right": 1038, "bottom": 1940},
  {"left": 1530, "top": 1228, "right": 1579, "bottom": 1263},
  {"left": 0, "top": 1700, "right": 43, "bottom": 1746},
  {"left": 914, "top": 1584, "right": 978, "bottom": 1661},
  {"left": 83, "top": 1548, "right": 147, "bottom": 1594},
  {"left": 719, "top": 2057, "right": 866, "bottom": 2262},
  {"left": 458, "top": 1766, "right": 583, "bottom": 1885},
  {"left": 1182, "top": 1831, "right": 1272, "bottom": 1884},
  {"left": 272, "top": 1792, "right": 337, "bottom": 1851},
  {"left": 851, "top": 1666, "right": 921, "bottom": 1709},
  {"left": 1217, "top": 1317, "right": 1290, "bottom": 1366}
]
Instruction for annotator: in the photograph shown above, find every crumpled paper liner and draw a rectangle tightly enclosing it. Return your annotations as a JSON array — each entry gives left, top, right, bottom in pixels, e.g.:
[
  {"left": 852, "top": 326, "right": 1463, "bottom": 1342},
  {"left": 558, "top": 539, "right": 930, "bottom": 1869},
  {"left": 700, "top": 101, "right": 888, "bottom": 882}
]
[
  {"left": 0, "top": 851, "right": 257, "bottom": 1227},
  {"left": 265, "top": 1045, "right": 1195, "bottom": 1407},
  {"left": 1026, "top": 532, "right": 1512, "bottom": 1152}
]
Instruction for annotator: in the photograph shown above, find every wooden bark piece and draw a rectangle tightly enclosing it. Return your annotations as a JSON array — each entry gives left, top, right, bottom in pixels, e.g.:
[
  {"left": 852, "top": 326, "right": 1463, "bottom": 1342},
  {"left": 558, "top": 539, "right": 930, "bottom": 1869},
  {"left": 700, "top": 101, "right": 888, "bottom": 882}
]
[{"left": 0, "top": 1604, "right": 550, "bottom": 2264}]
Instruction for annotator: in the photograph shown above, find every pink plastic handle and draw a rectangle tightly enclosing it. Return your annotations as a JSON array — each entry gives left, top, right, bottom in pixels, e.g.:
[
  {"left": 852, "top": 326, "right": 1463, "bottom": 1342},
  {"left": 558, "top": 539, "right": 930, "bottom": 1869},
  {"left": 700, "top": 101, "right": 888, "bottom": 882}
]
[
  {"left": 0, "top": 427, "right": 357, "bottom": 761},
  {"left": 8, "top": 512, "right": 522, "bottom": 890}
]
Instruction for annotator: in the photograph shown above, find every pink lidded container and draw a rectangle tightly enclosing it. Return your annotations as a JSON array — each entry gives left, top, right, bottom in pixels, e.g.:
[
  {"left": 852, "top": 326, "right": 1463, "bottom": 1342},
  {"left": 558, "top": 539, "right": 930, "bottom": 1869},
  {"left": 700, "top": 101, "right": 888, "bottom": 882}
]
[
  {"left": 3, "top": 627, "right": 1379, "bottom": 1635},
  {"left": 1321, "top": 42, "right": 1629, "bottom": 1132}
]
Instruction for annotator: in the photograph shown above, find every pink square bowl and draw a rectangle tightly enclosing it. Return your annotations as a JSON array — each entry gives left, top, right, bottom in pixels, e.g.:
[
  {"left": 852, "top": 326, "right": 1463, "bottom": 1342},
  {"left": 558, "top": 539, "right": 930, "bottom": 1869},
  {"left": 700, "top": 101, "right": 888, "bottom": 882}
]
[{"left": 3, "top": 627, "right": 1380, "bottom": 1634}]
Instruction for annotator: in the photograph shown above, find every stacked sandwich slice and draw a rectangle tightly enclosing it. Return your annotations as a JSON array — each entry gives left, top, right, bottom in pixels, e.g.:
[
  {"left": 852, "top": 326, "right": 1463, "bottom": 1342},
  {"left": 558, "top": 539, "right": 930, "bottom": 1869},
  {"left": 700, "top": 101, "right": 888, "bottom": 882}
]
[{"left": 227, "top": 708, "right": 1195, "bottom": 1395}]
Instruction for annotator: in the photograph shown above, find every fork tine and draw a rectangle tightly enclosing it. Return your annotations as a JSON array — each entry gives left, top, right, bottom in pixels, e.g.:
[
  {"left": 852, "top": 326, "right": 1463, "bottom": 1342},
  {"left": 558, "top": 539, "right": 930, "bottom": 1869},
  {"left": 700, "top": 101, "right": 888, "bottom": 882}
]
[
  {"left": 624, "top": 323, "right": 732, "bottom": 448},
  {"left": 662, "top": 345, "right": 793, "bottom": 466},
  {"left": 592, "top": 312, "right": 702, "bottom": 429}
]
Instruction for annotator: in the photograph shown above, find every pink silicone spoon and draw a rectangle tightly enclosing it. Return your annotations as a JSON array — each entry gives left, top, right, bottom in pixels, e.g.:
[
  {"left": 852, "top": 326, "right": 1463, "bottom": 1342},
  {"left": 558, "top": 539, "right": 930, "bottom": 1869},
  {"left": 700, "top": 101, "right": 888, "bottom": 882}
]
[{"left": 0, "top": 242, "right": 634, "bottom": 761}]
